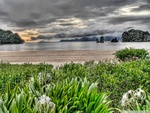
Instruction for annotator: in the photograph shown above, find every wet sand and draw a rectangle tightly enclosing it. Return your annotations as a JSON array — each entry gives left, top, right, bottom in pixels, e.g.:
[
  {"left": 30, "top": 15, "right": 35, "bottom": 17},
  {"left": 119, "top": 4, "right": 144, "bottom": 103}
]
[{"left": 0, "top": 50, "right": 116, "bottom": 66}]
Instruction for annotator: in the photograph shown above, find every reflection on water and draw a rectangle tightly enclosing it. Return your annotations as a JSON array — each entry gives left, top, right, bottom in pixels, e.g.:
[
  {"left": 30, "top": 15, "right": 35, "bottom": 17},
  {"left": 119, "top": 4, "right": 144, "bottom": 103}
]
[{"left": 0, "top": 41, "right": 150, "bottom": 51}]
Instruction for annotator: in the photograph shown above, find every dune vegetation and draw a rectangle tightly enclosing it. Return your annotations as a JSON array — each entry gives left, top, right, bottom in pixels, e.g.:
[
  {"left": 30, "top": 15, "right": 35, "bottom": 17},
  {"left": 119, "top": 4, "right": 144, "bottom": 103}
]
[{"left": 0, "top": 48, "right": 149, "bottom": 113}]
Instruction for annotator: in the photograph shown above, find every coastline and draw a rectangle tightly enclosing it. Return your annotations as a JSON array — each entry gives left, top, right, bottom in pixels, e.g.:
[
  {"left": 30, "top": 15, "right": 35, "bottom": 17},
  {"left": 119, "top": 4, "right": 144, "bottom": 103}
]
[{"left": 0, "top": 50, "right": 116, "bottom": 66}]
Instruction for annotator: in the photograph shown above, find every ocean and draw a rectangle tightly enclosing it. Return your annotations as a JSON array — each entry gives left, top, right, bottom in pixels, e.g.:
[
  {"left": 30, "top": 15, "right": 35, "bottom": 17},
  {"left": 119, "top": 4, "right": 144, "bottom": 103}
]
[{"left": 0, "top": 41, "right": 150, "bottom": 51}]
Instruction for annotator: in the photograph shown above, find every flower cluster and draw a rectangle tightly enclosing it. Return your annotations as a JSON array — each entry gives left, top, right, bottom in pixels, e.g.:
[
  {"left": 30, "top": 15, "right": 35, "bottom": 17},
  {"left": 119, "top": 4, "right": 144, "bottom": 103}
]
[
  {"left": 35, "top": 95, "right": 55, "bottom": 112},
  {"left": 38, "top": 73, "right": 52, "bottom": 85},
  {"left": 29, "top": 73, "right": 52, "bottom": 85},
  {"left": 121, "top": 88, "right": 146, "bottom": 109}
]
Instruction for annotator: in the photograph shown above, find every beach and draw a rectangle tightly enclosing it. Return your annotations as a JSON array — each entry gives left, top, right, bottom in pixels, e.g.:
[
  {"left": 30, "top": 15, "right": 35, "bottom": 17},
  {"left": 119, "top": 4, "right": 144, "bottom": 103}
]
[{"left": 0, "top": 50, "right": 116, "bottom": 66}]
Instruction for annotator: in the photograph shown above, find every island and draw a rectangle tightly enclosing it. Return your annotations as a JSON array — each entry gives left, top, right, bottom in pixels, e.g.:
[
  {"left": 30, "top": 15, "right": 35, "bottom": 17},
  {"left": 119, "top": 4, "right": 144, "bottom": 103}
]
[
  {"left": 111, "top": 38, "right": 119, "bottom": 42},
  {"left": 122, "top": 29, "right": 150, "bottom": 42},
  {"left": 0, "top": 29, "right": 24, "bottom": 44}
]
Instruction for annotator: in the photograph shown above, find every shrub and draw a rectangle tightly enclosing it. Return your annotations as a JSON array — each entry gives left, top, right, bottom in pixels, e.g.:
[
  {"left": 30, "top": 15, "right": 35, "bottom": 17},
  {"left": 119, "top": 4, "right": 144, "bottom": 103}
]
[
  {"left": 51, "top": 60, "right": 150, "bottom": 108},
  {"left": 0, "top": 55, "right": 150, "bottom": 112},
  {"left": 114, "top": 48, "right": 149, "bottom": 61},
  {"left": 0, "top": 78, "right": 114, "bottom": 113},
  {"left": 47, "top": 77, "right": 113, "bottom": 113}
]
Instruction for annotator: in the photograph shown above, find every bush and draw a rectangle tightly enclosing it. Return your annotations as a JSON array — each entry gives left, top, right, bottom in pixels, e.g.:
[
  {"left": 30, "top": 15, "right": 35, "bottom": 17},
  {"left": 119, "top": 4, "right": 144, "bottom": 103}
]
[
  {"left": 114, "top": 48, "right": 149, "bottom": 61},
  {"left": 46, "top": 77, "right": 113, "bottom": 113},
  {"left": 0, "top": 78, "right": 114, "bottom": 113},
  {"left": 52, "top": 60, "right": 150, "bottom": 108},
  {"left": 0, "top": 55, "right": 150, "bottom": 112}
]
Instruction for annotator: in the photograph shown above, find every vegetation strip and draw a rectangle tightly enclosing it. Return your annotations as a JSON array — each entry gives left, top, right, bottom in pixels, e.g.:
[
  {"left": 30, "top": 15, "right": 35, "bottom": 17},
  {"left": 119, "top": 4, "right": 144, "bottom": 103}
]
[{"left": 0, "top": 48, "right": 149, "bottom": 112}]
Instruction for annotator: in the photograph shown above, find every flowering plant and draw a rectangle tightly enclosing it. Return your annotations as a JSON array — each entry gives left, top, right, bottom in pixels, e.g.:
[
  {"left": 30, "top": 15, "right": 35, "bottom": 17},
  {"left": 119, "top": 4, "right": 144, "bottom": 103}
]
[{"left": 121, "top": 88, "right": 146, "bottom": 110}]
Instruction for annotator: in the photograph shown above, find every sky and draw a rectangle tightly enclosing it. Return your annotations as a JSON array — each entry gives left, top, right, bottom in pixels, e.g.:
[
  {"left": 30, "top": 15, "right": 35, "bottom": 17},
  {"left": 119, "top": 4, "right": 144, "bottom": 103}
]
[{"left": 0, "top": 0, "right": 150, "bottom": 41}]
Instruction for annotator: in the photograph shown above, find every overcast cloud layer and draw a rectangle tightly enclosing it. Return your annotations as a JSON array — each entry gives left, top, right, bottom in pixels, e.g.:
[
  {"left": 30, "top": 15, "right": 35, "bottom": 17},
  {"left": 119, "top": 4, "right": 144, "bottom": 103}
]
[{"left": 0, "top": 0, "right": 150, "bottom": 40}]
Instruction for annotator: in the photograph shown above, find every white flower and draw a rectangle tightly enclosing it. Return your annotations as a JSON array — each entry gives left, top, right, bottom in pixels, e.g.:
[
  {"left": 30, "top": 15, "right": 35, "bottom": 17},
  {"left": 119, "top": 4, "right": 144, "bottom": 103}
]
[
  {"left": 49, "top": 101, "right": 55, "bottom": 110},
  {"left": 121, "top": 92, "right": 130, "bottom": 107},
  {"left": 38, "top": 95, "right": 54, "bottom": 105},
  {"left": 127, "top": 90, "right": 134, "bottom": 95},
  {"left": 31, "top": 77, "right": 34, "bottom": 82},
  {"left": 38, "top": 73, "right": 52, "bottom": 85},
  {"left": 121, "top": 88, "right": 146, "bottom": 108},
  {"left": 45, "top": 96, "right": 51, "bottom": 102},
  {"left": 134, "top": 88, "right": 146, "bottom": 99},
  {"left": 38, "top": 95, "right": 52, "bottom": 104},
  {"left": 39, "top": 98, "right": 45, "bottom": 104},
  {"left": 38, "top": 73, "right": 42, "bottom": 77},
  {"left": 35, "top": 95, "right": 55, "bottom": 111}
]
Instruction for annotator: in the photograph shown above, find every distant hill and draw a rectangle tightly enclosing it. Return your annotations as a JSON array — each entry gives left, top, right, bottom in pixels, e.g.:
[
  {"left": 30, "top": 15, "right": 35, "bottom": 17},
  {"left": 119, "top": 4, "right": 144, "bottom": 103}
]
[
  {"left": 0, "top": 29, "right": 24, "bottom": 44},
  {"left": 60, "top": 36, "right": 122, "bottom": 42},
  {"left": 122, "top": 29, "right": 150, "bottom": 42}
]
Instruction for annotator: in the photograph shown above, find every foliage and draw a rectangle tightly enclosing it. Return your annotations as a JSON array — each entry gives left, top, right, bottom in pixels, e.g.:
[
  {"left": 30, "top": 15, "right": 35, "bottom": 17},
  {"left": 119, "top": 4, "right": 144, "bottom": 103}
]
[
  {"left": 120, "top": 88, "right": 146, "bottom": 109},
  {"left": 0, "top": 49, "right": 150, "bottom": 112},
  {"left": 121, "top": 93, "right": 150, "bottom": 112},
  {"left": 46, "top": 77, "right": 113, "bottom": 113},
  {"left": 51, "top": 59, "right": 150, "bottom": 108},
  {"left": 0, "top": 62, "right": 53, "bottom": 93},
  {"left": 0, "top": 78, "right": 113, "bottom": 113},
  {"left": 114, "top": 48, "right": 149, "bottom": 61}
]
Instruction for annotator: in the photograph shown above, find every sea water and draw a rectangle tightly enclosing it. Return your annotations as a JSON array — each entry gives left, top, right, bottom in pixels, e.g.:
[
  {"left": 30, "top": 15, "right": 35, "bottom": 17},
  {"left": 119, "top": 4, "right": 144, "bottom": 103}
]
[{"left": 0, "top": 41, "right": 150, "bottom": 51}]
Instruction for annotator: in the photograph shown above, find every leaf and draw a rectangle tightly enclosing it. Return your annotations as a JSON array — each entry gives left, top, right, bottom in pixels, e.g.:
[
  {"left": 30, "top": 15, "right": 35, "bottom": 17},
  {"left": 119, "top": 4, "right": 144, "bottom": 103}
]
[
  {"left": 16, "top": 91, "right": 24, "bottom": 113},
  {"left": 9, "top": 99, "right": 19, "bottom": 113},
  {"left": 94, "top": 103, "right": 103, "bottom": 113},
  {"left": 68, "top": 105, "right": 77, "bottom": 112},
  {"left": 86, "top": 102, "right": 95, "bottom": 113}
]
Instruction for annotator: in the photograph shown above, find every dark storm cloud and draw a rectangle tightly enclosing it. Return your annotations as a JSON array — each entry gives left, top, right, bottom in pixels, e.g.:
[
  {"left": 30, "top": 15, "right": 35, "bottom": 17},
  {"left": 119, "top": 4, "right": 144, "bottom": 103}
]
[
  {"left": 131, "top": 4, "right": 150, "bottom": 12},
  {"left": 92, "top": 29, "right": 115, "bottom": 35},
  {"left": 125, "top": 27, "right": 135, "bottom": 30},
  {"left": 71, "top": 0, "right": 135, "bottom": 8},
  {"left": 0, "top": 0, "right": 138, "bottom": 27},
  {"left": 0, "top": 0, "right": 150, "bottom": 38},
  {"left": 146, "top": 0, "right": 150, "bottom": 3},
  {"left": 108, "top": 16, "right": 150, "bottom": 24},
  {"left": 74, "top": 9, "right": 108, "bottom": 19},
  {"left": 59, "top": 23, "right": 76, "bottom": 26},
  {"left": 13, "top": 28, "right": 28, "bottom": 32},
  {"left": 30, "top": 13, "right": 42, "bottom": 19},
  {"left": 13, "top": 18, "right": 57, "bottom": 31},
  {"left": 15, "top": 19, "right": 37, "bottom": 27},
  {"left": 0, "top": 11, "right": 8, "bottom": 17},
  {"left": 49, "top": 27, "right": 72, "bottom": 34},
  {"left": 140, "top": 18, "right": 150, "bottom": 24},
  {"left": 38, "top": 18, "right": 58, "bottom": 25}
]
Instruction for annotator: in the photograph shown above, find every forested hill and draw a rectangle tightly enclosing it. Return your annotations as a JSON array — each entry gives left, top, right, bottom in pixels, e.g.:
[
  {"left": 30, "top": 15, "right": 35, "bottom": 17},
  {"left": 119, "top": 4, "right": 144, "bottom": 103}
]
[
  {"left": 122, "top": 29, "right": 150, "bottom": 42},
  {"left": 0, "top": 29, "right": 24, "bottom": 44}
]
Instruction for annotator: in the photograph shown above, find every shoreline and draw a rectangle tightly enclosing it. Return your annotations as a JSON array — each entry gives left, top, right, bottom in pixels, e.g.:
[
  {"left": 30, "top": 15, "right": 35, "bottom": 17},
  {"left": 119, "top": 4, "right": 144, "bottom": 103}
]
[{"left": 0, "top": 50, "right": 116, "bottom": 66}]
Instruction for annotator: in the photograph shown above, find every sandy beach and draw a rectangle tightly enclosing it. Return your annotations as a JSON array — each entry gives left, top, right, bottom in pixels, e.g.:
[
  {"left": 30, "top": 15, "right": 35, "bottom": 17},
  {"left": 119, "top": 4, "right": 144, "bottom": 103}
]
[{"left": 0, "top": 50, "right": 116, "bottom": 66}]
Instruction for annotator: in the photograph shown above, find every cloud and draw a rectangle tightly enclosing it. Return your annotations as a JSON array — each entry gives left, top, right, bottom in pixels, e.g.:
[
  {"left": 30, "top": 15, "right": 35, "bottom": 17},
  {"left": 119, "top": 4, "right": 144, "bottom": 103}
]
[
  {"left": 1, "top": 0, "right": 137, "bottom": 24},
  {"left": 131, "top": 4, "right": 150, "bottom": 12},
  {"left": 15, "top": 19, "right": 37, "bottom": 27},
  {"left": 0, "top": 0, "right": 150, "bottom": 39},
  {"left": 18, "top": 29, "right": 39, "bottom": 40},
  {"left": 108, "top": 16, "right": 150, "bottom": 24},
  {"left": 0, "top": 11, "right": 8, "bottom": 17},
  {"left": 124, "top": 27, "right": 135, "bottom": 30}
]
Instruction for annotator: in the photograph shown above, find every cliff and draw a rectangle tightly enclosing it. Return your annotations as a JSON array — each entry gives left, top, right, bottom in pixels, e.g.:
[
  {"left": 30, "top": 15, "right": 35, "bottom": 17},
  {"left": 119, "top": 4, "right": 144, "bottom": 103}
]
[
  {"left": 0, "top": 29, "right": 24, "bottom": 44},
  {"left": 122, "top": 29, "right": 150, "bottom": 42}
]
